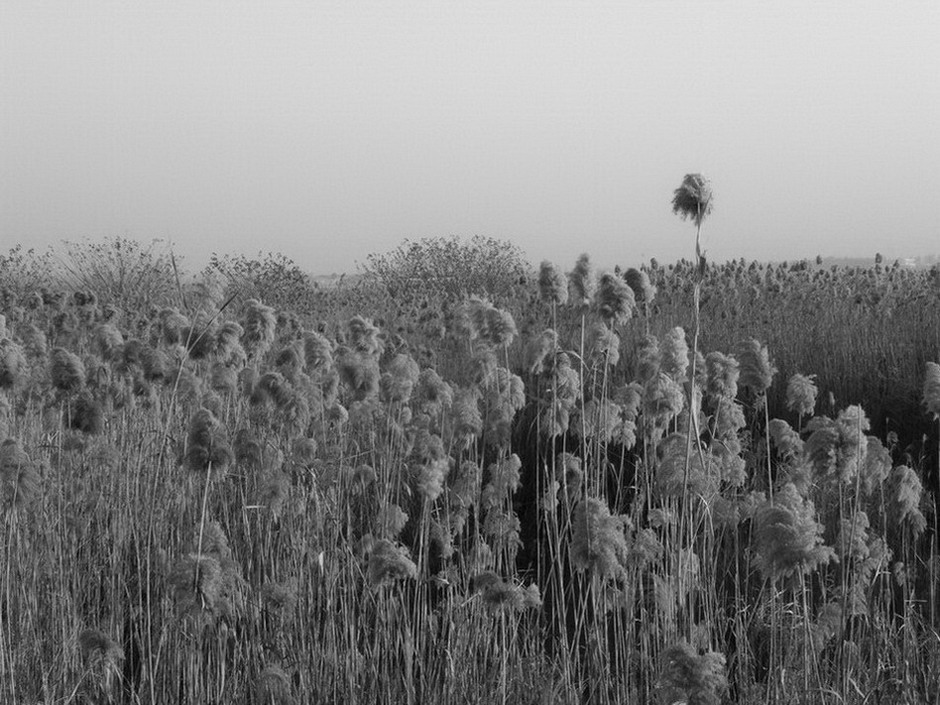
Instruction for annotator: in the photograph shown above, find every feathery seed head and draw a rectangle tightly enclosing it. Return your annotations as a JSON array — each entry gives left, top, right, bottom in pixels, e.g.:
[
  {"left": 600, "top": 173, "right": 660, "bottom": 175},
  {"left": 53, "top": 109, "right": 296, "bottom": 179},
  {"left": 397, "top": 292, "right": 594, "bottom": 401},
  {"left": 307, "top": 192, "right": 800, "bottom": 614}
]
[
  {"left": 50, "top": 347, "right": 86, "bottom": 393},
  {"left": 366, "top": 539, "right": 417, "bottom": 587},
  {"left": 78, "top": 628, "right": 123, "bottom": 665},
  {"left": 347, "top": 315, "right": 383, "bottom": 357},
  {"left": 642, "top": 372, "right": 685, "bottom": 433},
  {"left": 595, "top": 271, "right": 636, "bottom": 326},
  {"left": 185, "top": 407, "right": 233, "bottom": 472},
  {"left": 254, "top": 663, "right": 295, "bottom": 705},
  {"left": 567, "top": 253, "right": 595, "bottom": 307},
  {"left": 302, "top": 331, "right": 333, "bottom": 371},
  {"left": 786, "top": 373, "right": 818, "bottom": 417},
  {"left": 658, "top": 640, "right": 727, "bottom": 705},
  {"left": 588, "top": 323, "right": 621, "bottom": 368},
  {"left": 214, "top": 321, "right": 244, "bottom": 360},
  {"left": 335, "top": 349, "right": 380, "bottom": 401},
  {"left": 93, "top": 323, "right": 124, "bottom": 361},
  {"left": 704, "top": 352, "right": 739, "bottom": 401},
  {"left": 414, "top": 368, "right": 454, "bottom": 419},
  {"left": 78, "top": 628, "right": 123, "bottom": 697},
  {"left": 538, "top": 261, "right": 568, "bottom": 305},
  {"left": 624, "top": 267, "right": 656, "bottom": 306},
  {"left": 209, "top": 362, "right": 238, "bottom": 395},
  {"left": 924, "top": 362, "right": 940, "bottom": 419},
  {"left": 169, "top": 553, "right": 224, "bottom": 615},
  {"left": 671, "top": 173, "right": 714, "bottom": 227},
  {"left": 661, "top": 327, "right": 690, "bottom": 382},
  {"left": 259, "top": 470, "right": 290, "bottom": 518},
  {"left": 261, "top": 578, "right": 299, "bottom": 614},
  {"left": 381, "top": 353, "right": 420, "bottom": 403},
  {"left": 752, "top": 482, "right": 835, "bottom": 584},
  {"left": 69, "top": 392, "right": 104, "bottom": 435},
  {"left": 0, "top": 338, "right": 27, "bottom": 390},
  {"left": 635, "top": 334, "right": 661, "bottom": 383},
  {"left": 570, "top": 497, "right": 631, "bottom": 581},
  {"left": 0, "top": 438, "right": 40, "bottom": 509},
  {"left": 482, "top": 306, "right": 517, "bottom": 348},
  {"left": 241, "top": 299, "right": 277, "bottom": 359},
  {"left": 737, "top": 339, "right": 776, "bottom": 396},
  {"left": 376, "top": 503, "right": 409, "bottom": 538},
  {"left": 158, "top": 308, "right": 190, "bottom": 346},
  {"left": 768, "top": 418, "right": 804, "bottom": 459},
  {"left": 888, "top": 465, "right": 927, "bottom": 536},
  {"left": 274, "top": 342, "right": 305, "bottom": 377}
]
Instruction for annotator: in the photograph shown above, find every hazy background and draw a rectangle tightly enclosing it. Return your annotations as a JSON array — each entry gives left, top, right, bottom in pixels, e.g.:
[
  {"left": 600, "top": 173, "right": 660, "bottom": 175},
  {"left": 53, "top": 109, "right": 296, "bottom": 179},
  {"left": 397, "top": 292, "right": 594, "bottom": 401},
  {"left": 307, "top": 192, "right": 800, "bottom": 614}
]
[{"left": 2, "top": 1, "right": 938, "bottom": 274}]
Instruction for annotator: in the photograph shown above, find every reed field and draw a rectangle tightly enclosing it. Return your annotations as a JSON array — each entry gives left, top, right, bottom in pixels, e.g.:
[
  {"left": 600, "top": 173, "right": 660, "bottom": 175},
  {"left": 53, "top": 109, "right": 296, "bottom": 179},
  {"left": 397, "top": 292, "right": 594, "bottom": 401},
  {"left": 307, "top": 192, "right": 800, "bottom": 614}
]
[{"left": 2, "top": 221, "right": 940, "bottom": 702}]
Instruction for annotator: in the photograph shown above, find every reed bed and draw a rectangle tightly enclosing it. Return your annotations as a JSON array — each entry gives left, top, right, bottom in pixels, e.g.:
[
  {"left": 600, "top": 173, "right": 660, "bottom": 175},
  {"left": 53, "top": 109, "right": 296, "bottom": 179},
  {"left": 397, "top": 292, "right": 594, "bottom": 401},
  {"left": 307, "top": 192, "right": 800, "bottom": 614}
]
[{"left": 0, "top": 240, "right": 939, "bottom": 704}]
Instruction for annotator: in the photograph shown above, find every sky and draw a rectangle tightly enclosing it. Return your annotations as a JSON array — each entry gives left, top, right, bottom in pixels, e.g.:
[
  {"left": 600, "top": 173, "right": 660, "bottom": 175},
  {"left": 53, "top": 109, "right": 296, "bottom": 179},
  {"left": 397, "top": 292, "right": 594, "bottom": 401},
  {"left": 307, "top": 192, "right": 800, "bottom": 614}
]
[{"left": 2, "top": 1, "right": 938, "bottom": 274}]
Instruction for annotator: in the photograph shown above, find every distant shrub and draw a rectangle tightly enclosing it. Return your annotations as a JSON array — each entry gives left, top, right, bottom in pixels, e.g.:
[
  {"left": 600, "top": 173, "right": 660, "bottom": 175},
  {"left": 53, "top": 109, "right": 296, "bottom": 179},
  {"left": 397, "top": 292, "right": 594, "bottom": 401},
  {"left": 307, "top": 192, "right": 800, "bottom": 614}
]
[
  {"left": 53, "top": 237, "right": 178, "bottom": 310},
  {"left": 362, "top": 235, "right": 531, "bottom": 304},
  {"left": 0, "top": 245, "right": 54, "bottom": 307},
  {"left": 205, "top": 251, "right": 316, "bottom": 311}
]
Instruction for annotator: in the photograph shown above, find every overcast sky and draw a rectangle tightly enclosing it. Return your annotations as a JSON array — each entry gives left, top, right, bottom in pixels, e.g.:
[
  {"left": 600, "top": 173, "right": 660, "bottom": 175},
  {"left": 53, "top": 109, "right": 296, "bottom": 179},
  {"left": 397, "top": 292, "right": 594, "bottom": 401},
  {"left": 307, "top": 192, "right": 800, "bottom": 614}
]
[{"left": 2, "top": 1, "right": 938, "bottom": 274}]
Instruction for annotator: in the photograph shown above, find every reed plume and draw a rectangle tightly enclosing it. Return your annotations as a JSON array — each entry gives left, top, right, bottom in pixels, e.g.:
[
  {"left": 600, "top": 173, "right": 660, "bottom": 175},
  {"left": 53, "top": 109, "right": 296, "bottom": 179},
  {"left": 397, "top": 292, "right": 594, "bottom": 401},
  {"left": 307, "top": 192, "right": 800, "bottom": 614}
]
[
  {"left": 0, "top": 438, "right": 40, "bottom": 509},
  {"left": 859, "top": 436, "right": 891, "bottom": 496},
  {"left": 347, "top": 315, "right": 383, "bottom": 357},
  {"left": 661, "top": 326, "right": 690, "bottom": 382},
  {"left": 924, "top": 361, "right": 940, "bottom": 419},
  {"left": 366, "top": 539, "right": 417, "bottom": 587},
  {"left": 69, "top": 392, "right": 104, "bottom": 435},
  {"left": 242, "top": 299, "right": 277, "bottom": 360},
  {"left": 525, "top": 328, "right": 558, "bottom": 374},
  {"left": 737, "top": 338, "right": 776, "bottom": 397},
  {"left": 0, "top": 338, "right": 26, "bottom": 390},
  {"left": 381, "top": 353, "right": 420, "bottom": 403},
  {"left": 261, "top": 578, "right": 299, "bottom": 614},
  {"left": 302, "top": 330, "right": 334, "bottom": 371},
  {"left": 588, "top": 323, "right": 620, "bottom": 367},
  {"left": 752, "top": 482, "right": 835, "bottom": 584},
  {"left": 471, "top": 571, "right": 541, "bottom": 613},
  {"left": 704, "top": 351, "right": 739, "bottom": 401},
  {"left": 50, "top": 347, "right": 86, "bottom": 393},
  {"left": 93, "top": 323, "right": 124, "bottom": 361},
  {"left": 158, "top": 307, "right": 189, "bottom": 345},
  {"left": 612, "top": 382, "right": 643, "bottom": 449},
  {"left": 414, "top": 449, "right": 449, "bottom": 502},
  {"left": 635, "top": 334, "right": 661, "bottom": 384},
  {"left": 259, "top": 470, "right": 290, "bottom": 518},
  {"left": 658, "top": 640, "right": 727, "bottom": 705},
  {"left": 642, "top": 372, "right": 685, "bottom": 434},
  {"left": 255, "top": 663, "right": 295, "bottom": 705},
  {"left": 570, "top": 497, "right": 631, "bottom": 580},
  {"left": 595, "top": 271, "right": 636, "bottom": 326},
  {"left": 376, "top": 503, "right": 409, "bottom": 538},
  {"left": 20, "top": 323, "right": 47, "bottom": 359},
  {"left": 568, "top": 253, "right": 595, "bottom": 308},
  {"left": 77, "top": 628, "right": 124, "bottom": 702},
  {"left": 768, "top": 418, "right": 804, "bottom": 459},
  {"left": 888, "top": 464, "right": 927, "bottom": 536},
  {"left": 169, "top": 553, "right": 224, "bottom": 616},
  {"left": 671, "top": 174, "right": 714, "bottom": 226},
  {"left": 185, "top": 407, "right": 233, "bottom": 473},
  {"left": 414, "top": 368, "right": 454, "bottom": 419},
  {"left": 786, "top": 372, "right": 818, "bottom": 417},
  {"left": 335, "top": 348, "right": 380, "bottom": 401},
  {"left": 624, "top": 267, "right": 657, "bottom": 307},
  {"left": 538, "top": 260, "right": 568, "bottom": 305}
]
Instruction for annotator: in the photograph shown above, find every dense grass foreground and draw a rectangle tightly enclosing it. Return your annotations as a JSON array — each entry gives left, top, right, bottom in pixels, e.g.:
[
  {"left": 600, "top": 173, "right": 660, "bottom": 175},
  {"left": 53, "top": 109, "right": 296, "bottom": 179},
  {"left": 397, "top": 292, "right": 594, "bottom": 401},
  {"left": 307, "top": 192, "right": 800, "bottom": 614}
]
[{"left": 1, "top": 241, "right": 940, "bottom": 704}]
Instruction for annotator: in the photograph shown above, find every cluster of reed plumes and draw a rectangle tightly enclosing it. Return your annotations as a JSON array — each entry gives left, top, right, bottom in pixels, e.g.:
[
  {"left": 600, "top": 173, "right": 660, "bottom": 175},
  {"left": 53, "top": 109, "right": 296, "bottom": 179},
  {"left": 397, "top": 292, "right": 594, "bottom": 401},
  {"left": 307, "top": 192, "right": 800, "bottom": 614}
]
[{"left": 0, "top": 249, "right": 938, "bottom": 704}]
